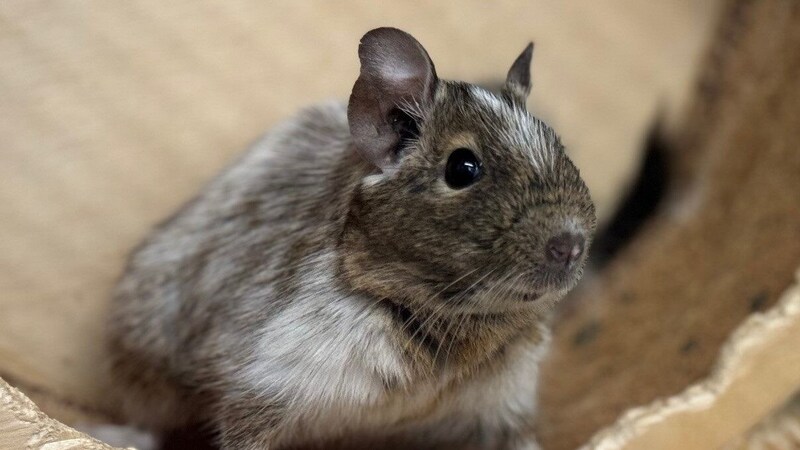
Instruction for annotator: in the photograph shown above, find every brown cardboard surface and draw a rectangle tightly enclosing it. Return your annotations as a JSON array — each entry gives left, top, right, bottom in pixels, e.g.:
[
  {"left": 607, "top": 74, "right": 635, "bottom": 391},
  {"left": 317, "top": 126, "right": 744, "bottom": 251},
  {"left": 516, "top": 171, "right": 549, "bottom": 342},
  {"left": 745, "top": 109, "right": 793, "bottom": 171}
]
[
  {"left": 586, "top": 269, "right": 800, "bottom": 450},
  {"left": 0, "top": 1, "right": 720, "bottom": 421},
  {"left": 536, "top": 1, "right": 800, "bottom": 448},
  {"left": 5, "top": 2, "right": 800, "bottom": 449},
  {"left": 724, "top": 392, "right": 800, "bottom": 449}
]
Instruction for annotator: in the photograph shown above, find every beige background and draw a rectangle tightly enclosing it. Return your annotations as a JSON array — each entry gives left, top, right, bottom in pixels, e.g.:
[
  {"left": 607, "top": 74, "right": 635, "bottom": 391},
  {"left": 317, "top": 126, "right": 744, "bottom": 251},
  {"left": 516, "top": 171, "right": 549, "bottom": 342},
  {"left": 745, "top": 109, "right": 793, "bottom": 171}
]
[{"left": 0, "top": 0, "right": 719, "bottom": 420}]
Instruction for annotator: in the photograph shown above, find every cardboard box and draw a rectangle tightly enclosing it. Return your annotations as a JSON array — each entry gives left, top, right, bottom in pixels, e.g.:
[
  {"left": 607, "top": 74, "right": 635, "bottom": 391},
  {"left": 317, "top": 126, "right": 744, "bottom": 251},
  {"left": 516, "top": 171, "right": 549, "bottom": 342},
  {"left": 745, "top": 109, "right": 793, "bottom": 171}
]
[{"left": 6, "top": 1, "right": 800, "bottom": 449}]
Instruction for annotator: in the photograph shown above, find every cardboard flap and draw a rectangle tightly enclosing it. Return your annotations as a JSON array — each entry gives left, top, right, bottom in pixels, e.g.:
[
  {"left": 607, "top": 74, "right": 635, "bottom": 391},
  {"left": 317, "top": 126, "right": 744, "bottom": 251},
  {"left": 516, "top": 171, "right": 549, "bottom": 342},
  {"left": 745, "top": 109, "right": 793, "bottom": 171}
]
[
  {"left": 0, "top": 378, "right": 121, "bottom": 450},
  {"left": 585, "top": 269, "right": 800, "bottom": 449}
]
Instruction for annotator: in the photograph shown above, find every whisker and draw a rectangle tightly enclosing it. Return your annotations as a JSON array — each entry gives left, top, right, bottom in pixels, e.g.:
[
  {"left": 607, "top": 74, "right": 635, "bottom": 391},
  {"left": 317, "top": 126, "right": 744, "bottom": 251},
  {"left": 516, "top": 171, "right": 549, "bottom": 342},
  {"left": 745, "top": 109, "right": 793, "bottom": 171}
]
[
  {"left": 432, "top": 269, "right": 498, "bottom": 368},
  {"left": 396, "top": 268, "right": 481, "bottom": 363},
  {"left": 442, "top": 270, "right": 516, "bottom": 367}
]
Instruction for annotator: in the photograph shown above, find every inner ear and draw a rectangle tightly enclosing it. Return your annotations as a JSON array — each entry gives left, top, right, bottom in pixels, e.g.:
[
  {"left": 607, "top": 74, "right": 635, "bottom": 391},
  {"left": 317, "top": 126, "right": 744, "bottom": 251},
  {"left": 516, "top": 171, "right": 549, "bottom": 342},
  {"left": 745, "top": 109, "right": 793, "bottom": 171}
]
[
  {"left": 348, "top": 28, "right": 438, "bottom": 172},
  {"left": 502, "top": 42, "right": 534, "bottom": 108}
]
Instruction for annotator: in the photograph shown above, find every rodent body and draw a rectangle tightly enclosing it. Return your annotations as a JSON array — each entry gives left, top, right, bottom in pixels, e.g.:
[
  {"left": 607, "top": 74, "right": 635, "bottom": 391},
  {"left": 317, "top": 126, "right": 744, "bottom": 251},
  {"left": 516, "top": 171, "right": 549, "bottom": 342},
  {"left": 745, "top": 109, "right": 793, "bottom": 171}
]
[{"left": 109, "top": 28, "right": 595, "bottom": 449}]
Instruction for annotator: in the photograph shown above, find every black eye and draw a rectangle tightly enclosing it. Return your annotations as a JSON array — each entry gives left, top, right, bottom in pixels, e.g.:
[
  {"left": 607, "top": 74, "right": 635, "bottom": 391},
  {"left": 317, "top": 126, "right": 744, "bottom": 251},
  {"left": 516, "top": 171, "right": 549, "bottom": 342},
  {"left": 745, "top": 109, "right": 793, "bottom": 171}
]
[{"left": 445, "top": 148, "right": 482, "bottom": 189}]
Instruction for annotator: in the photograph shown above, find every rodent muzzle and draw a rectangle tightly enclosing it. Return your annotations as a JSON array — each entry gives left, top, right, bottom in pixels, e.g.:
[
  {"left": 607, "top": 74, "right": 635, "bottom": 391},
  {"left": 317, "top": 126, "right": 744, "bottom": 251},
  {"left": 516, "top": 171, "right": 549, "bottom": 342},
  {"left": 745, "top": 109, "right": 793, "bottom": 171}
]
[{"left": 545, "top": 232, "right": 585, "bottom": 270}]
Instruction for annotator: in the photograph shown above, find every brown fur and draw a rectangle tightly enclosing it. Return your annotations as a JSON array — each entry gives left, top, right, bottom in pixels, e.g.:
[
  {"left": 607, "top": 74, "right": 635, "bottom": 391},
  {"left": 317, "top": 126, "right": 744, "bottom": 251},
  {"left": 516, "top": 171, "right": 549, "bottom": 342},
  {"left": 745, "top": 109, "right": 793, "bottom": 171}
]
[{"left": 108, "top": 28, "right": 595, "bottom": 449}]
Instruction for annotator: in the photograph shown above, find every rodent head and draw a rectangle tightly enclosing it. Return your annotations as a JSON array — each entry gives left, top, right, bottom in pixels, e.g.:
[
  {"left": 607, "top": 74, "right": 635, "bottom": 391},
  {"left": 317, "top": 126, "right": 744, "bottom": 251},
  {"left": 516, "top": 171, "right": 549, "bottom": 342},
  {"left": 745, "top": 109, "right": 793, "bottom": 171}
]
[{"left": 343, "top": 28, "right": 596, "bottom": 314}]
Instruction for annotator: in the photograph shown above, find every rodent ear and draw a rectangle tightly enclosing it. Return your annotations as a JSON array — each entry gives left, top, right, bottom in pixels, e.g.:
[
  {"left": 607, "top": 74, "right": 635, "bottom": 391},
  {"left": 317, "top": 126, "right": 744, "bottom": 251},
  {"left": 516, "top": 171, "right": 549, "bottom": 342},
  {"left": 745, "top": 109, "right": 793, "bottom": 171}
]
[
  {"left": 348, "top": 27, "right": 438, "bottom": 172},
  {"left": 502, "top": 42, "right": 534, "bottom": 108}
]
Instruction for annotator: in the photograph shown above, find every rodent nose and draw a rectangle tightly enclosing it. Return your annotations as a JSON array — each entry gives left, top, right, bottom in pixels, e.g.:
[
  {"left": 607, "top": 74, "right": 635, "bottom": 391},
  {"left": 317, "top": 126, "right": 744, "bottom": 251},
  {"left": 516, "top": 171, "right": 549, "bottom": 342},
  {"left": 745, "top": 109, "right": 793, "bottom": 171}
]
[{"left": 545, "top": 232, "right": 585, "bottom": 268}]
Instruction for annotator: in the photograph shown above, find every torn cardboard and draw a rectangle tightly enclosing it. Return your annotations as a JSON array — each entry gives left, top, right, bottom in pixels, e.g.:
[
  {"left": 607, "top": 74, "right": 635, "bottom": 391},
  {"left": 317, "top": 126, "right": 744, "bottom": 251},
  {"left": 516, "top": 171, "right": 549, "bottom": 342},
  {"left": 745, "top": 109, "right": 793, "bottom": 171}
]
[
  {"left": 0, "top": 378, "right": 120, "bottom": 450},
  {"left": 586, "top": 269, "right": 800, "bottom": 450},
  {"left": 10, "top": 1, "right": 800, "bottom": 449}
]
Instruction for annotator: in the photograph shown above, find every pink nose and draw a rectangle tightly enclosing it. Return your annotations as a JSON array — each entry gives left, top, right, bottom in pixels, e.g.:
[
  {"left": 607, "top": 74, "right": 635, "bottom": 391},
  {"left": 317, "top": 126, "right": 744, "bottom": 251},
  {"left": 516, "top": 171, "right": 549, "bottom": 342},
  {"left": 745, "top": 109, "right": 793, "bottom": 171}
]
[{"left": 545, "top": 232, "right": 585, "bottom": 267}]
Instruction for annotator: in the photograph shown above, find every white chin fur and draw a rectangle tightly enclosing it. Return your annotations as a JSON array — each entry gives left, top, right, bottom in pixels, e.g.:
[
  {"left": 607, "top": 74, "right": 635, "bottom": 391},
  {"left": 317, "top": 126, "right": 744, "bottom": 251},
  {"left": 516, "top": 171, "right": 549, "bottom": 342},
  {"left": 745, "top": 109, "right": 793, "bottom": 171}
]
[{"left": 74, "top": 423, "right": 159, "bottom": 450}]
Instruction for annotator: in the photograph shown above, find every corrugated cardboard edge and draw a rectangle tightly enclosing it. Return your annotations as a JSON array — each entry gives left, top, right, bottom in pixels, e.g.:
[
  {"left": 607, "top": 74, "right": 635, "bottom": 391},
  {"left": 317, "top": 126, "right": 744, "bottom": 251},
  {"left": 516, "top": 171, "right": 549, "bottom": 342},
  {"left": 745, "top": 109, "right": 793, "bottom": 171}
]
[
  {"left": 0, "top": 378, "right": 123, "bottom": 450},
  {"left": 582, "top": 267, "right": 800, "bottom": 450}
]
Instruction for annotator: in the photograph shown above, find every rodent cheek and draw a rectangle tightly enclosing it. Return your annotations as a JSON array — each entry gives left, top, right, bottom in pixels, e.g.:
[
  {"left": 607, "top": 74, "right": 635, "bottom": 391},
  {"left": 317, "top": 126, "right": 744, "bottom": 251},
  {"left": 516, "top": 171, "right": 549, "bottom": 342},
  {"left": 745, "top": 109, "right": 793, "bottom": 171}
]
[
  {"left": 502, "top": 208, "right": 556, "bottom": 263},
  {"left": 432, "top": 179, "right": 464, "bottom": 197}
]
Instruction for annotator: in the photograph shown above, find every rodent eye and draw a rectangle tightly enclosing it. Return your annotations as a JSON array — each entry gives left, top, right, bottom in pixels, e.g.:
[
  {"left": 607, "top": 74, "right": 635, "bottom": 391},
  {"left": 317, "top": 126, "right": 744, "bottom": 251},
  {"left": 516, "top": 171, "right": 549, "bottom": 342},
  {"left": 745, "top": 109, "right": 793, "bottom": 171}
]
[{"left": 445, "top": 148, "right": 483, "bottom": 189}]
